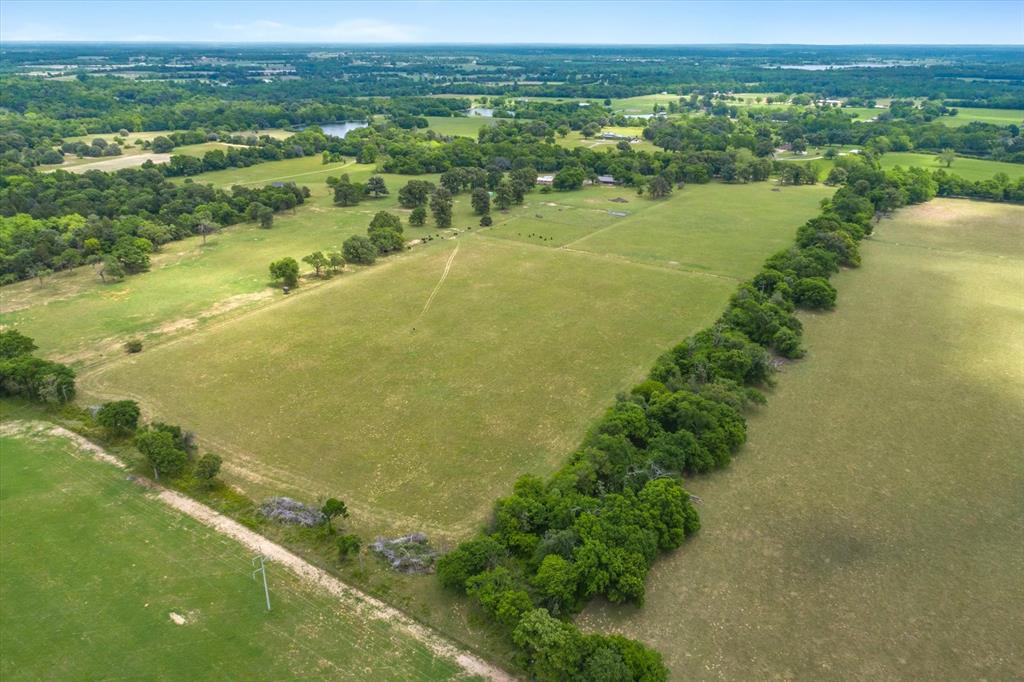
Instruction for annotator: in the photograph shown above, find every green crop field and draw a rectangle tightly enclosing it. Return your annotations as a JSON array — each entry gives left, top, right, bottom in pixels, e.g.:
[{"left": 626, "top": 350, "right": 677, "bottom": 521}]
[
  {"left": 0, "top": 430, "right": 468, "bottom": 681},
  {"left": 879, "top": 151, "right": 1024, "bottom": 180},
  {"left": 424, "top": 116, "right": 498, "bottom": 137},
  {"left": 76, "top": 182, "right": 829, "bottom": 542},
  {"left": 580, "top": 198, "right": 1024, "bottom": 680}
]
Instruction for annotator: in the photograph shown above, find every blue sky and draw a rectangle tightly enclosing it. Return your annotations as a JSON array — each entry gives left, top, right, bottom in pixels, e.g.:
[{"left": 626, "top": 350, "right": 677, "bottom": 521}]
[{"left": 1, "top": 1, "right": 1021, "bottom": 44}]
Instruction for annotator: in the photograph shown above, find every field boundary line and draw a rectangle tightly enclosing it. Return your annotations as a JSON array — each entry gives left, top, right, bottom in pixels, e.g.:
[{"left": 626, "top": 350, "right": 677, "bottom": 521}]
[
  {"left": 476, "top": 231, "right": 739, "bottom": 282},
  {"left": 418, "top": 241, "right": 460, "bottom": 318},
  {"left": 0, "top": 419, "right": 514, "bottom": 682}
]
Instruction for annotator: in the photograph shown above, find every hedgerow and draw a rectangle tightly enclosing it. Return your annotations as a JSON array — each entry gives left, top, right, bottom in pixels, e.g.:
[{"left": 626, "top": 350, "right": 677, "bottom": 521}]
[{"left": 437, "top": 153, "right": 939, "bottom": 680}]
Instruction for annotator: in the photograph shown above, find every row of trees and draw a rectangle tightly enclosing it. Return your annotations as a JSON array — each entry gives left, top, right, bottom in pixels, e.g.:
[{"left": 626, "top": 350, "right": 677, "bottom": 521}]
[{"left": 435, "top": 154, "right": 938, "bottom": 681}]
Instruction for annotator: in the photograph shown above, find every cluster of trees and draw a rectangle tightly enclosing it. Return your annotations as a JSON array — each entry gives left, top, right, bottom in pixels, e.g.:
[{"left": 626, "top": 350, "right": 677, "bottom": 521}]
[
  {"left": 0, "top": 167, "right": 307, "bottom": 283},
  {"left": 328, "top": 173, "right": 389, "bottom": 207},
  {"left": 94, "top": 398, "right": 223, "bottom": 484},
  {"left": 0, "top": 330, "right": 75, "bottom": 404},
  {"left": 435, "top": 154, "right": 938, "bottom": 680}
]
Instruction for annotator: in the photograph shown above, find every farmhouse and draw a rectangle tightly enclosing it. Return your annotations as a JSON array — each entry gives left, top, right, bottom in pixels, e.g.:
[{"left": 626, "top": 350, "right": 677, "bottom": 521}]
[
  {"left": 597, "top": 175, "right": 619, "bottom": 185},
  {"left": 536, "top": 174, "right": 555, "bottom": 185}
]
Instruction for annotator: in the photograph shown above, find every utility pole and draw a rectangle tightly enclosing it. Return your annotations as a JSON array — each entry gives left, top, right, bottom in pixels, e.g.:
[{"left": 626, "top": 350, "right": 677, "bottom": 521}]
[{"left": 251, "top": 555, "right": 271, "bottom": 611}]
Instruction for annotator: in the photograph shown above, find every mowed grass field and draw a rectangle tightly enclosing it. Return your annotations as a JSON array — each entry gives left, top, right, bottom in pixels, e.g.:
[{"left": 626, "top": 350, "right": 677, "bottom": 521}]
[
  {"left": 79, "top": 181, "right": 829, "bottom": 540},
  {"left": 580, "top": 199, "right": 1024, "bottom": 680},
  {"left": 879, "top": 152, "right": 1024, "bottom": 181},
  {"left": 424, "top": 116, "right": 498, "bottom": 138},
  {"left": 0, "top": 431, "right": 467, "bottom": 681},
  {"left": 940, "top": 106, "right": 1024, "bottom": 127}
]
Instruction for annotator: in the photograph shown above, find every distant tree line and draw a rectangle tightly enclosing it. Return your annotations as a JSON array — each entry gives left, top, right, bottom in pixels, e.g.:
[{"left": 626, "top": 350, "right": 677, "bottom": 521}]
[{"left": 0, "top": 168, "right": 307, "bottom": 284}]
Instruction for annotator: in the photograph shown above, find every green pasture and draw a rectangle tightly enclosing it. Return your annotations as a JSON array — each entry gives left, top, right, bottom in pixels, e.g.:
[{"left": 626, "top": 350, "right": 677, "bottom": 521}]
[
  {"left": 581, "top": 199, "right": 1024, "bottom": 681},
  {"left": 940, "top": 106, "right": 1024, "bottom": 127},
  {"left": 424, "top": 116, "right": 498, "bottom": 138},
  {"left": 0, "top": 431, "right": 466, "bottom": 681},
  {"left": 879, "top": 152, "right": 1024, "bottom": 181},
  {"left": 0, "top": 163, "right": 438, "bottom": 365},
  {"left": 550, "top": 182, "right": 833, "bottom": 278},
  {"left": 609, "top": 93, "right": 679, "bottom": 114},
  {"left": 79, "top": 181, "right": 828, "bottom": 542}
]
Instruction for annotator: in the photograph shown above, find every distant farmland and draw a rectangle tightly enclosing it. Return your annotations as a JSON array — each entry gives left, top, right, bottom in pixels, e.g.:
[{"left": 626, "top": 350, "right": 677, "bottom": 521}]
[{"left": 581, "top": 198, "right": 1024, "bottom": 681}]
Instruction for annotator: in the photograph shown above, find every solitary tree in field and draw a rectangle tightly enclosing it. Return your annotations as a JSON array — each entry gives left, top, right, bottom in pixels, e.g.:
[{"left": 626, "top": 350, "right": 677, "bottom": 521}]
[
  {"left": 302, "top": 251, "right": 329, "bottom": 277},
  {"left": 471, "top": 187, "right": 491, "bottom": 215},
  {"left": 269, "top": 257, "right": 300, "bottom": 288},
  {"left": 430, "top": 188, "right": 454, "bottom": 228},
  {"left": 409, "top": 206, "right": 427, "bottom": 227},
  {"left": 321, "top": 498, "right": 349, "bottom": 531},
  {"left": 365, "top": 175, "right": 389, "bottom": 197},
  {"left": 938, "top": 148, "right": 956, "bottom": 168}
]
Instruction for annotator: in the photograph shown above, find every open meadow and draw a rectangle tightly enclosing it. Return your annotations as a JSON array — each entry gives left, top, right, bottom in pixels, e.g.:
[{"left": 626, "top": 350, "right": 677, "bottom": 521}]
[
  {"left": 72, "top": 180, "right": 830, "bottom": 542},
  {"left": 580, "top": 198, "right": 1024, "bottom": 680},
  {"left": 940, "top": 106, "right": 1024, "bottom": 127},
  {"left": 424, "top": 116, "right": 498, "bottom": 138},
  {"left": 0, "top": 429, "right": 471, "bottom": 681},
  {"left": 878, "top": 151, "right": 1024, "bottom": 181}
]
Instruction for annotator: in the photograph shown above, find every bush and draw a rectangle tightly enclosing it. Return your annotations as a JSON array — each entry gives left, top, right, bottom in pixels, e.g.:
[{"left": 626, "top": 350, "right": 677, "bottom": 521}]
[
  {"left": 480, "top": 214, "right": 493, "bottom": 227},
  {"left": 124, "top": 339, "right": 143, "bottom": 354},
  {"left": 96, "top": 400, "right": 141, "bottom": 435},
  {"left": 269, "top": 257, "right": 299, "bottom": 288},
  {"left": 195, "top": 452, "right": 222, "bottom": 482},
  {"left": 793, "top": 277, "right": 837, "bottom": 309},
  {"left": 337, "top": 534, "right": 361, "bottom": 561}
]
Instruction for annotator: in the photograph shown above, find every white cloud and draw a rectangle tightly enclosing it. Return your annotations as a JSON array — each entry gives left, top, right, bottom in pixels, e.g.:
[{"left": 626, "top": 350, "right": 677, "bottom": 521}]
[{"left": 213, "top": 18, "right": 423, "bottom": 42}]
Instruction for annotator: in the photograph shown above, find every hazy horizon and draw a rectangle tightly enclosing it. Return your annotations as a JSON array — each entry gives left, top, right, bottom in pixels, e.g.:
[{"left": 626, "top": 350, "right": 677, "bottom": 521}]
[{"left": 2, "top": 1, "right": 1021, "bottom": 46}]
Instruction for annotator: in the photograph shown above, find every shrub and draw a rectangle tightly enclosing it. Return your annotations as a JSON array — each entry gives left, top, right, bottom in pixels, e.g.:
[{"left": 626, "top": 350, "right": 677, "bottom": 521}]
[
  {"left": 195, "top": 452, "right": 222, "bottom": 482},
  {"left": 337, "top": 534, "right": 361, "bottom": 561},
  {"left": 269, "top": 257, "right": 300, "bottom": 288},
  {"left": 96, "top": 400, "right": 141, "bottom": 435},
  {"left": 793, "top": 277, "right": 837, "bottom": 309},
  {"left": 480, "top": 214, "right": 493, "bottom": 227},
  {"left": 124, "top": 339, "right": 143, "bottom": 354}
]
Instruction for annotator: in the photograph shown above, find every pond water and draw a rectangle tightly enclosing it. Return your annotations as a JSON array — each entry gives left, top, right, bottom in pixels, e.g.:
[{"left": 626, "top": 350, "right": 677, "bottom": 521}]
[
  {"left": 466, "top": 107, "right": 494, "bottom": 117},
  {"left": 318, "top": 121, "right": 368, "bottom": 138}
]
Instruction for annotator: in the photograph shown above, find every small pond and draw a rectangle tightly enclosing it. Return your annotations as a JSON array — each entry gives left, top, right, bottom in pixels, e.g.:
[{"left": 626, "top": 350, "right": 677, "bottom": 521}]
[{"left": 317, "top": 121, "right": 369, "bottom": 138}]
